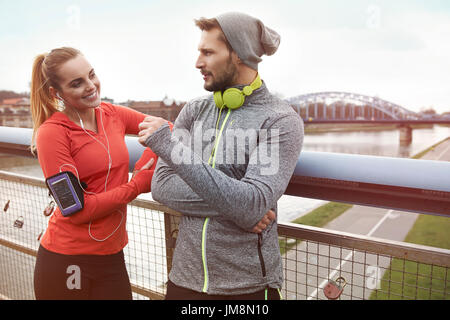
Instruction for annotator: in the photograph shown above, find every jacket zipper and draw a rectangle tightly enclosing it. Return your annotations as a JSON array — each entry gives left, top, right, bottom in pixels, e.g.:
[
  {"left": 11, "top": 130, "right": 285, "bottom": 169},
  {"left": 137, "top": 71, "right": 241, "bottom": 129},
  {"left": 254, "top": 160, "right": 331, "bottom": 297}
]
[
  {"left": 257, "top": 233, "right": 267, "bottom": 277},
  {"left": 202, "top": 107, "right": 232, "bottom": 293},
  {"left": 201, "top": 217, "right": 209, "bottom": 292}
]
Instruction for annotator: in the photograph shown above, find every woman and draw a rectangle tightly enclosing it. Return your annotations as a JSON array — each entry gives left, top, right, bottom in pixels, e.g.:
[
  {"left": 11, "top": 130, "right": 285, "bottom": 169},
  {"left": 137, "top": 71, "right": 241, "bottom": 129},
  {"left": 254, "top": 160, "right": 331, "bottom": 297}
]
[{"left": 30, "top": 47, "right": 161, "bottom": 299}]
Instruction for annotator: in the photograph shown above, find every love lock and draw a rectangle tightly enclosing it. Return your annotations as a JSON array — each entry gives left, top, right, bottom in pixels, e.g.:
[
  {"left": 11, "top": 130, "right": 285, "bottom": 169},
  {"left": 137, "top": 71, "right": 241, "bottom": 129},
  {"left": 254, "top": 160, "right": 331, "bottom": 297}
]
[
  {"left": 43, "top": 201, "right": 55, "bottom": 217},
  {"left": 323, "top": 276, "right": 347, "bottom": 300},
  {"left": 14, "top": 216, "right": 24, "bottom": 228}
]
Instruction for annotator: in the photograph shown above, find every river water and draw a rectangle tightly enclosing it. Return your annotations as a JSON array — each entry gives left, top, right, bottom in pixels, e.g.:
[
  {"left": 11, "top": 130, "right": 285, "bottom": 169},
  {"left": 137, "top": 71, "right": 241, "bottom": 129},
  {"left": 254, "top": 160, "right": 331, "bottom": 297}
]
[{"left": 1, "top": 125, "right": 449, "bottom": 222}]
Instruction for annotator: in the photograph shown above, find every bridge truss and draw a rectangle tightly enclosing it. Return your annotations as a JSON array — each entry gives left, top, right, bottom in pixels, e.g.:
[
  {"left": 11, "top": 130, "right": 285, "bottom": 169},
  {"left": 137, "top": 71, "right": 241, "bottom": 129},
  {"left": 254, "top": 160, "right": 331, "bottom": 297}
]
[{"left": 285, "top": 92, "right": 419, "bottom": 120}]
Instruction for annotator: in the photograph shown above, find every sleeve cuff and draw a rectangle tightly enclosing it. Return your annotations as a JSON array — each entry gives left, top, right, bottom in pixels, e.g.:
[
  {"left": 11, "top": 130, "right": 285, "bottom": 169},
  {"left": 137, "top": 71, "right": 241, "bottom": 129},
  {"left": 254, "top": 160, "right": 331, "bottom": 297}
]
[{"left": 144, "top": 122, "right": 171, "bottom": 157}]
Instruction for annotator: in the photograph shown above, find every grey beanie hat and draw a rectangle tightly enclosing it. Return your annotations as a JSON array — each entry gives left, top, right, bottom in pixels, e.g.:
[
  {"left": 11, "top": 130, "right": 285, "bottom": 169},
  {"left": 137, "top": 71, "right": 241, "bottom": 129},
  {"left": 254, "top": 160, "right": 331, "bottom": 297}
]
[{"left": 215, "top": 12, "right": 280, "bottom": 71}]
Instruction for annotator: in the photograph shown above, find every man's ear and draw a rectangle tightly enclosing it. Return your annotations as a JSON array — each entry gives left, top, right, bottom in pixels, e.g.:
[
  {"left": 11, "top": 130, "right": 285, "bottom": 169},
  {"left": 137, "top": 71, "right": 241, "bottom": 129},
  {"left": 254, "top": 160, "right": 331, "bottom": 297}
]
[{"left": 231, "top": 51, "right": 242, "bottom": 64}]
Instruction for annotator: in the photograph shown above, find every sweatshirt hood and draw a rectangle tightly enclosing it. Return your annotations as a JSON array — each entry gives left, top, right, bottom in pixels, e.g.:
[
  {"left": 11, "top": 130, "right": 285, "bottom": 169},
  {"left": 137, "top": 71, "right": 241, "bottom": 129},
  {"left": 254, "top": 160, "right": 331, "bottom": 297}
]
[{"left": 44, "top": 111, "right": 83, "bottom": 130}]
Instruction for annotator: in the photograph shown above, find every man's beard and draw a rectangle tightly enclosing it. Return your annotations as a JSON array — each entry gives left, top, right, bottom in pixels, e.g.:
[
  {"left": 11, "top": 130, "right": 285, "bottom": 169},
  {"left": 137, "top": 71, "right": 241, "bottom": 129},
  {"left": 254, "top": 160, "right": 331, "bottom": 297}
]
[{"left": 204, "top": 56, "right": 238, "bottom": 92}]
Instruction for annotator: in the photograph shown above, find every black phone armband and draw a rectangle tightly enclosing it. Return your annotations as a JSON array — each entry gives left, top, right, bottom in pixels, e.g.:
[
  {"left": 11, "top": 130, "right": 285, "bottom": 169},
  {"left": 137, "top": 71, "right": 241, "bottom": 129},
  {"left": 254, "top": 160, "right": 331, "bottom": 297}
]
[{"left": 45, "top": 171, "right": 84, "bottom": 217}]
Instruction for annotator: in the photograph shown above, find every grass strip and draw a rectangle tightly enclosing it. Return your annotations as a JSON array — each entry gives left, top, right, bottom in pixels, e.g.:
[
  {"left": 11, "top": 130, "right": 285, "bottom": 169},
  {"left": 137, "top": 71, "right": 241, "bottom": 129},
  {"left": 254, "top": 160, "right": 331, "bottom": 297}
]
[
  {"left": 410, "top": 137, "right": 450, "bottom": 159},
  {"left": 370, "top": 213, "right": 450, "bottom": 300},
  {"left": 371, "top": 137, "right": 450, "bottom": 300},
  {"left": 279, "top": 202, "right": 352, "bottom": 255},
  {"left": 370, "top": 259, "right": 449, "bottom": 300}
]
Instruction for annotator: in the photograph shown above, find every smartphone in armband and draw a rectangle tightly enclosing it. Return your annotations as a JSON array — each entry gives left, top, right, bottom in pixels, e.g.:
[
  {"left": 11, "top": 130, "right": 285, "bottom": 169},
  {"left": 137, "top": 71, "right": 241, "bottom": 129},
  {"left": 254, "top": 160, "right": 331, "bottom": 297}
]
[{"left": 45, "top": 171, "right": 84, "bottom": 217}]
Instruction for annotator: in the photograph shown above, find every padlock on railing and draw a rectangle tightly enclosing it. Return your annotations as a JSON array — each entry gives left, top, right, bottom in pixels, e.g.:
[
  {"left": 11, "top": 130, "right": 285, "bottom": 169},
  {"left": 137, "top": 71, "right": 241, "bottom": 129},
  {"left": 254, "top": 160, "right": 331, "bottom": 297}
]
[
  {"left": 323, "top": 276, "right": 347, "bottom": 300},
  {"left": 43, "top": 201, "right": 55, "bottom": 217},
  {"left": 14, "top": 216, "right": 24, "bottom": 228}
]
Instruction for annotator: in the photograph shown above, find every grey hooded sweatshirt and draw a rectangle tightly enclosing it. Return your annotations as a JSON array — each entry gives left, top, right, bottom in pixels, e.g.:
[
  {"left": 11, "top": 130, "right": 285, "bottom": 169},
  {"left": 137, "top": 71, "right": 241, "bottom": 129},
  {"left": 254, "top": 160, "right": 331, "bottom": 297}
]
[{"left": 145, "top": 82, "right": 303, "bottom": 295}]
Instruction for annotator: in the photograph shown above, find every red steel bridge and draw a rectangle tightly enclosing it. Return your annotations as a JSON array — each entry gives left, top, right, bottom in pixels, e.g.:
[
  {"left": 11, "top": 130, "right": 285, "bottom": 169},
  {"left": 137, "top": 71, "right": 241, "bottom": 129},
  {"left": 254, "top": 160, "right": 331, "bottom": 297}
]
[
  {"left": 286, "top": 92, "right": 450, "bottom": 143},
  {"left": 286, "top": 92, "right": 449, "bottom": 123}
]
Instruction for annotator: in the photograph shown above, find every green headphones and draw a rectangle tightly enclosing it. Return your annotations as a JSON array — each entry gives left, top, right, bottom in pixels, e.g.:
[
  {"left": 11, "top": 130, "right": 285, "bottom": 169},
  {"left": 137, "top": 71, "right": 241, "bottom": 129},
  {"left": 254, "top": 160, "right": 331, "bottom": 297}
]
[{"left": 213, "top": 74, "right": 262, "bottom": 110}]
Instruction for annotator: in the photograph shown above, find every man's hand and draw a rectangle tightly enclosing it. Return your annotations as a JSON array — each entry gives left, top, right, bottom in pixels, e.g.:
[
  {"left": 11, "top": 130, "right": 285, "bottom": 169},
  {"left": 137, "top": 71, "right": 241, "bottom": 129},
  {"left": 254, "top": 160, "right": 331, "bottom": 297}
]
[
  {"left": 252, "top": 210, "right": 276, "bottom": 233},
  {"left": 138, "top": 116, "right": 168, "bottom": 146}
]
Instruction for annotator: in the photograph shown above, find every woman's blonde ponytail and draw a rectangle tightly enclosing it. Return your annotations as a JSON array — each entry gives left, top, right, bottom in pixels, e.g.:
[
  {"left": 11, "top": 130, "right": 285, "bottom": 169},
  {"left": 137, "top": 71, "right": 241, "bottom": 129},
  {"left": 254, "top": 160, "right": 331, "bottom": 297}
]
[
  {"left": 30, "top": 53, "right": 58, "bottom": 153},
  {"left": 29, "top": 47, "right": 81, "bottom": 154}
]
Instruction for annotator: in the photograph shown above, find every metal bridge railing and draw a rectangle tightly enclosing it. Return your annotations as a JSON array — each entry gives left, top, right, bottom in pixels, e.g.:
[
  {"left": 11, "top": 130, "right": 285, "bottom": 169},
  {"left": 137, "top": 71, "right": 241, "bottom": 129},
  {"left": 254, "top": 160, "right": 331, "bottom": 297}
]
[
  {"left": 1, "top": 170, "right": 449, "bottom": 300},
  {"left": 1, "top": 126, "right": 449, "bottom": 218}
]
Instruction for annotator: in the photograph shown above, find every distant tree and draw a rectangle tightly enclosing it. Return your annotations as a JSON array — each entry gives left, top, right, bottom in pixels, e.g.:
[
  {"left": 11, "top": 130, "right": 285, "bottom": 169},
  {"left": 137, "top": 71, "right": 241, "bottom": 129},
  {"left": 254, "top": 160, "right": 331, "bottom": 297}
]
[{"left": 420, "top": 107, "right": 437, "bottom": 115}]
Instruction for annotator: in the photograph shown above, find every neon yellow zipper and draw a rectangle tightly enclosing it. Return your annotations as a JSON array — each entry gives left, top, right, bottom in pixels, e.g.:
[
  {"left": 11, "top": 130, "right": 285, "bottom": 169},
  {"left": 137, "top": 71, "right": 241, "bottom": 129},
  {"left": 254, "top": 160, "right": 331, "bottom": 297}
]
[
  {"left": 201, "top": 217, "right": 210, "bottom": 292},
  {"left": 202, "top": 107, "right": 231, "bottom": 293}
]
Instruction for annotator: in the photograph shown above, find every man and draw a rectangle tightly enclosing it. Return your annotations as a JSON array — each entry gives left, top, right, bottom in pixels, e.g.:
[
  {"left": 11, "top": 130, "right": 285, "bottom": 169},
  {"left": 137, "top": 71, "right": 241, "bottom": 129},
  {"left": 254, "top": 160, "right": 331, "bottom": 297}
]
[{"left": 138, "top": 12, "right": 304, "bottom": 300}]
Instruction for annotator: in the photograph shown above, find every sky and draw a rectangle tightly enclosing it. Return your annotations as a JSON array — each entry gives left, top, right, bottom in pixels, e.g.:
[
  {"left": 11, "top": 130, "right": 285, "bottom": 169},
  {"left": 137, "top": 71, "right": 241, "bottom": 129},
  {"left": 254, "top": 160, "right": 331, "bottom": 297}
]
[{"left": 0, "top": 0, "right": 449, "bottom": 113}]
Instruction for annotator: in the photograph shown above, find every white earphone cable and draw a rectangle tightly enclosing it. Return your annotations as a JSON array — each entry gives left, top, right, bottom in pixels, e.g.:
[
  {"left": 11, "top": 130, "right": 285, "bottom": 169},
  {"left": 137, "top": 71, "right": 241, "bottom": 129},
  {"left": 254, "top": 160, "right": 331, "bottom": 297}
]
[{"left": 60, "top": 106, "right": 124, "bottom": 242}]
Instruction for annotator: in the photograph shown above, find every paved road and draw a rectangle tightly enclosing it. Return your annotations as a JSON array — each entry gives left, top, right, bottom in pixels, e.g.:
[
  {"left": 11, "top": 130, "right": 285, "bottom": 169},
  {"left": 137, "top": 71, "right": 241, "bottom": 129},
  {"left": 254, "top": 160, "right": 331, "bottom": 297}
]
[
  {"left": 420, "top": 137, "right": 450, "bottom": 161},
  {"left": 284, "top": 136, "right": 450, "bottom": 300}
]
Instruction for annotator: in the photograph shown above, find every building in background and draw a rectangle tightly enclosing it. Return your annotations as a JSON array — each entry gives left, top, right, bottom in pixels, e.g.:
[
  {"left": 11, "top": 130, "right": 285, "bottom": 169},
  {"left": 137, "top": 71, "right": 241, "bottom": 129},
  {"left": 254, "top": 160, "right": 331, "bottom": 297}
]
[
  {"left": 0, "top": 94, "right": 187, "bottom": 127},
  {"left": 0, "top": 98, "right": 30, "bottom": 115},
  {"left": 126, "top": 96, "right": 185, "bottom": 122}
]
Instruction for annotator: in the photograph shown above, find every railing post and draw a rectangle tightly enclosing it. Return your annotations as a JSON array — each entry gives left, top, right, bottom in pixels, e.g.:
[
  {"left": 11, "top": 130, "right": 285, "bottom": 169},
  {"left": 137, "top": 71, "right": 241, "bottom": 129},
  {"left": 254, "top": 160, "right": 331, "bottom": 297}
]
[{"left": 163, "top": 212, "right": 179, "bottom": 276}]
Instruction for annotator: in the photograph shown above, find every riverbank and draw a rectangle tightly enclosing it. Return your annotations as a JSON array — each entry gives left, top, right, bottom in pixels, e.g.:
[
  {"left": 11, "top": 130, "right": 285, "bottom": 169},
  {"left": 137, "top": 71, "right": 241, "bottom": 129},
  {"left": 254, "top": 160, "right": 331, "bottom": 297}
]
[
  {"left": 305, "top": 123, "right": 433, "bottom": 134},
  {"left": 411, "top": 136, "right": 450, "bottom": 159}
]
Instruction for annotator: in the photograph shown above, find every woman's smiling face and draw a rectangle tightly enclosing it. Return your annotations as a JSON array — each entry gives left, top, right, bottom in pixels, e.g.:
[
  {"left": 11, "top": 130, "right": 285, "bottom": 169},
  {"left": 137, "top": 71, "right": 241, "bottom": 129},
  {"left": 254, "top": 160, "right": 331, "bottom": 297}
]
[{"left": 54, "top": 54, "right": 101, "bottom": 110}]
